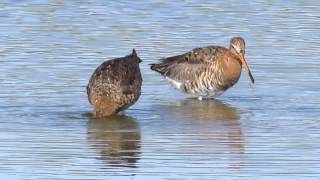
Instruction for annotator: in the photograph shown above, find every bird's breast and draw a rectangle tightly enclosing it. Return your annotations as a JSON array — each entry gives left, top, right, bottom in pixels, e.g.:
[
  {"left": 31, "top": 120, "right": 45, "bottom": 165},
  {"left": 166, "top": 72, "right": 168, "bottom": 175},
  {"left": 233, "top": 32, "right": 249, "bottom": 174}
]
[{"left": 219, "top": 56, "right": 242, "bottom": 89}]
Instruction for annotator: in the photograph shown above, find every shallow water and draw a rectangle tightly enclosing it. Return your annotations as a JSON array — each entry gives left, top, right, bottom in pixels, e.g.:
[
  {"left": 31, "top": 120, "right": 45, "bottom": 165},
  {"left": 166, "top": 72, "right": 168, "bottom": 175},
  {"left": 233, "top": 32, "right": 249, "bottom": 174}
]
[{"left": 1, "top": 0, "right": 320, "bottom": 179}]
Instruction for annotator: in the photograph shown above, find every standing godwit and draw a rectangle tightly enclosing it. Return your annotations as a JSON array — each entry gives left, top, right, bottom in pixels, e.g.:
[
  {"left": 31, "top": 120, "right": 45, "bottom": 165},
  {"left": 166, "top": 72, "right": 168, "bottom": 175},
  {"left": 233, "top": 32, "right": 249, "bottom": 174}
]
[
  {"left": 87, "top": 49, "right": 142, "bottom": 117},
  {"left": 150, "top": 37, "right": 254, "bottom": 100}
]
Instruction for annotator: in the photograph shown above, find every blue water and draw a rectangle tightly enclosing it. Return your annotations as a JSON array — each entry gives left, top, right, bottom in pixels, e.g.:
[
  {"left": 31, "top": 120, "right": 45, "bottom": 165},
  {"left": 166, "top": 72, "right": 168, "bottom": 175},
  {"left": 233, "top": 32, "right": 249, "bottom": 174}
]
[{"left": 0, "top": 1, "right": 320, "bottom": 179}]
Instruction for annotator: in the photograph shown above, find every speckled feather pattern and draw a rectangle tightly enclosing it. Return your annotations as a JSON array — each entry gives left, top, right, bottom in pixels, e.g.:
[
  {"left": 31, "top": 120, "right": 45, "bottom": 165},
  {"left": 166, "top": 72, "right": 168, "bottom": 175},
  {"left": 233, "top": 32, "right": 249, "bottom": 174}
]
[
  {"left": 151, "top": 46, "right": 242, "bottom": 98},
  {"left": 87, "top": 50, "right": 142, "bottom": 117}
]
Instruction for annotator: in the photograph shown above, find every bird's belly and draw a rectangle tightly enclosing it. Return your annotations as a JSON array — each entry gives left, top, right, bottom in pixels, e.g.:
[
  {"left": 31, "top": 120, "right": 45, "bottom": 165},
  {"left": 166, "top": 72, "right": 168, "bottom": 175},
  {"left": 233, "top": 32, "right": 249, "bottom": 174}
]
[
  {"left": 188, "top": 86, "right": 225, "bottom": 98},
  {"left": 165, "top": 77, "right": 184, "bottom": 90},
  {"left": 165, "top": 77, "right": 226, "bottom": 98}
]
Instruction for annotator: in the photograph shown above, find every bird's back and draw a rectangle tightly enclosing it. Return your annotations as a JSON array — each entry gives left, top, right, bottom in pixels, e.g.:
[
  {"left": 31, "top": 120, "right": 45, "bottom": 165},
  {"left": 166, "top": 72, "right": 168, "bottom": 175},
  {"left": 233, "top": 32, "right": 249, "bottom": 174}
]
[
  {"left": 151, "top": 46, "right": 228, "bottom": 82},
  {"left": 87, "top": 50, "right": 142, "bottom": 117}
]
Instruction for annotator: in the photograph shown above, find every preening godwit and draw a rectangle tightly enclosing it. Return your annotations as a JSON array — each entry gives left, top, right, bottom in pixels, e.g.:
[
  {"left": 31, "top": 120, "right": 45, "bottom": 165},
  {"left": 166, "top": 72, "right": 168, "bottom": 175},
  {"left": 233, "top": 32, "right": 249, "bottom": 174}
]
[
  {"left": 87, "top": 49, "right": 142, "bottom": 117},
  {"left": 150, "top": 37, "right": 254, "bottom": 100}
]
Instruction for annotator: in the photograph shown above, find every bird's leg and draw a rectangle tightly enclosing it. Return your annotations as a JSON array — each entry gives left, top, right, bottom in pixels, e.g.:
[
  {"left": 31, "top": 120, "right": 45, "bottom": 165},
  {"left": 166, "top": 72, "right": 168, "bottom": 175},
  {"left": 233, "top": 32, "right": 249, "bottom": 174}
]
[{"left": 118, "top": 111, "right": 126, "bottom": 116}]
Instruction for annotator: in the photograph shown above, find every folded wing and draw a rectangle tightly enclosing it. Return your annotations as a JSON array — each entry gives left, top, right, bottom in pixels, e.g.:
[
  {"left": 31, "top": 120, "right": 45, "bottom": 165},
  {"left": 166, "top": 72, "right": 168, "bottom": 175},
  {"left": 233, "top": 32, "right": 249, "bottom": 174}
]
[{"left": 151, "top": 46, "right": 226, "bottom": 82}]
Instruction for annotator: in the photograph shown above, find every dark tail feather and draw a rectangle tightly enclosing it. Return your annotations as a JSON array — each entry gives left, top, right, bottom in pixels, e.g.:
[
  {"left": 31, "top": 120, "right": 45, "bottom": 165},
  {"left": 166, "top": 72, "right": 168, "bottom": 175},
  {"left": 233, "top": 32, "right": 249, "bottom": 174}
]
[
  {"left": 132, "top": 48, "right": 137, "bottom": 57},
  {"left": 150, "top": 63, "right": 160, "bottom": 72},
  {"left": 130, "top": 48, "right": 142, "bottom": 63},
  {"left": 150, "top": 63, "right": 167, "bottom": 75},
  {"left": 150, "top": 55, "right": 180, "bottom": 75}
]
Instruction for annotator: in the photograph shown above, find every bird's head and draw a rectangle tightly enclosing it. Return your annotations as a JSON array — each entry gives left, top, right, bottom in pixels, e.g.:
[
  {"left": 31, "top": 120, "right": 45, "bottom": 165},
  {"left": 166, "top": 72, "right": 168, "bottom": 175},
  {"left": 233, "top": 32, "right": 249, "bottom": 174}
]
[{"left": 229, "top": 37, "right": 254, "bottom": 84}]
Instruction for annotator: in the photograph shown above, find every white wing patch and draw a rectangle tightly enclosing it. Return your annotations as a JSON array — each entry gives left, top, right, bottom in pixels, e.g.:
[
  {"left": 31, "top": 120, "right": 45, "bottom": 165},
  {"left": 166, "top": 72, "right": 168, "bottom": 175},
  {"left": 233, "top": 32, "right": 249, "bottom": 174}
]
[{"left": 165, "top": 77, "right": 183, "bottom": 90}]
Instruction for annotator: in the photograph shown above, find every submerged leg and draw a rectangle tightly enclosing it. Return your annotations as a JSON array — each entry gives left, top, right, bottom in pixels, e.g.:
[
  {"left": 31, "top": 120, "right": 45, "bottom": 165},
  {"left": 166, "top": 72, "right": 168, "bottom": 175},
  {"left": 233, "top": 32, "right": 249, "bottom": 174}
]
[{"left": 118, "top": 111, "right": 126, "bottom": 116}]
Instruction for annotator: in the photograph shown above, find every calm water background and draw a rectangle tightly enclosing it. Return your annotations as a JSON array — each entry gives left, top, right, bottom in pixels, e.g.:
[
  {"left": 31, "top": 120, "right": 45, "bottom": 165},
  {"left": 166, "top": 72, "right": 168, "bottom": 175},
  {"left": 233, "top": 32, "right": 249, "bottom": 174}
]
[{"left": 0, "top": 0, "right": 320, "bottom": 179}]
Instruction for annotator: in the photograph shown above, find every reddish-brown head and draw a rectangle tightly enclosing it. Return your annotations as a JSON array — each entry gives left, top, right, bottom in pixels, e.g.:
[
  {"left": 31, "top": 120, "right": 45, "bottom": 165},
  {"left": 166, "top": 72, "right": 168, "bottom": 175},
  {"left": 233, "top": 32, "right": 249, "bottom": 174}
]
[{"left": 229, "top": 37, "right": 254, "bottom": 84}]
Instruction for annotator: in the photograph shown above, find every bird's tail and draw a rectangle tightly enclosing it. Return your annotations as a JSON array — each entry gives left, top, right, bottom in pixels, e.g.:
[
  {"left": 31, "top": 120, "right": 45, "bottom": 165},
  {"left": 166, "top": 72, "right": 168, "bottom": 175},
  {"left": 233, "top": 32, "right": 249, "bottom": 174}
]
[{"left": 150, "top": 63, "right": 168, "bottom": 75}]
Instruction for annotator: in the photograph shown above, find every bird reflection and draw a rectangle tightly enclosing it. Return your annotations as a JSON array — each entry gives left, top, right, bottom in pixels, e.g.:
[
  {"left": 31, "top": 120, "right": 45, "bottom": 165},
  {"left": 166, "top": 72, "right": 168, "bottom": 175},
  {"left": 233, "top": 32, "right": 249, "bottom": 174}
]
[
  {"left": 171, "top": 99, "right": 241, "bottom": 121},
  {"left": 87, "top": 114, "right": 141, "bottom": 168},
  {"left": 155, "top": 99, "right": 245, "bottom": 170}
]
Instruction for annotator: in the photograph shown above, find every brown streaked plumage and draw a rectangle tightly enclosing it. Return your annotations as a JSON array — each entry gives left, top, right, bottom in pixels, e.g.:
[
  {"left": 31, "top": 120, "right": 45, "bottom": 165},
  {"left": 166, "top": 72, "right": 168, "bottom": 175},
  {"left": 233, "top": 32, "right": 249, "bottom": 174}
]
[
  {"left": 150, "top": 37, "right": 254, "bottom": 100},
  {"left": 87, "top": 49, "right": 142, "bottom": 118}
]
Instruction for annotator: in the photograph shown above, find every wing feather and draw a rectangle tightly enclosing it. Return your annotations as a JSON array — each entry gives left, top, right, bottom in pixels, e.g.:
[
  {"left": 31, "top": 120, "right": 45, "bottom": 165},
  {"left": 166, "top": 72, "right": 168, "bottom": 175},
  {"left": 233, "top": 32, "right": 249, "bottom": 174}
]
[{"left": 151, "top": 46, "right": 227, "bottom": 82}]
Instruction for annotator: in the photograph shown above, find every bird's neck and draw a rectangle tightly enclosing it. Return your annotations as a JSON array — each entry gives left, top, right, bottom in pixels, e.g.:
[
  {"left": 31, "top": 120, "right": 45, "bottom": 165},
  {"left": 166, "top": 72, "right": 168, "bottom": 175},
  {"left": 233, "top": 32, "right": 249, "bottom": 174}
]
[
  {"left": 224, "top": 52, "right": 242, "bottom": 78},
  {"left": 228, "top": 46, "right": 238, "bottom": 56}
]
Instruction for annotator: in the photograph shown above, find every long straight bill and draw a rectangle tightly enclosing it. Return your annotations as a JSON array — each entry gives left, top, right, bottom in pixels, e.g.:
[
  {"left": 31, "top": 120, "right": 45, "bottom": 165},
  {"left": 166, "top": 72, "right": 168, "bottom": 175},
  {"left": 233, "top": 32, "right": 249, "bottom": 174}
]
[{"left": 239, "top": 52, "right": 255, "bottom": 84}]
